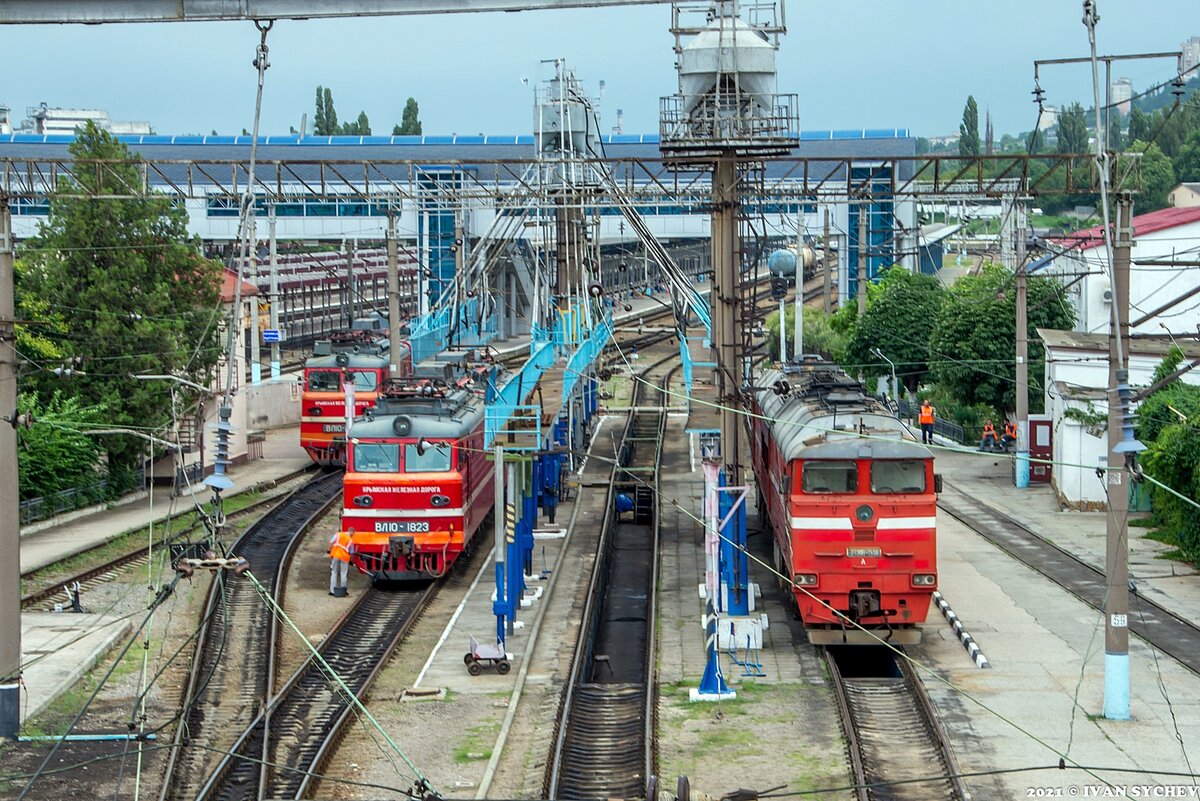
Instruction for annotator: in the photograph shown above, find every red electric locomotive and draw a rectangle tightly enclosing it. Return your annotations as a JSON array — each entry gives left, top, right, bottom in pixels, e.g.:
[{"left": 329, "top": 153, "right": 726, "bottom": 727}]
[
  {"left": 300, "top": 321, "right": 411, "bottom": 466},
  {"left": 340, "top": 360, "right": 495, "bottom": 581},
  {"left": 750, "top": 359, "right": 938, "bottom": 645}
]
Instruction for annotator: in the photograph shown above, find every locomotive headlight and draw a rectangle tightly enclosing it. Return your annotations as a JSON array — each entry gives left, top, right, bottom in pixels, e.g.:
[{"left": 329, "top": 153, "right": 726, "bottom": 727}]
[
  {"left": 793, "top": 573, "right": 818, "bottom": 587},
  {"left": 353, "top": 495, "right": 373, "bottom": 507},
  {"left": 430, "top": 494, "right": 451, "bottom": 507},
  {"left": 855, "top": 504, "right": 874, "bottom": 522},
  {"left": 307, "top": 406, "right": 322, "bottom": 416},
  {"left": 912, "top": 573, "right": 937, "bottom": 586}
]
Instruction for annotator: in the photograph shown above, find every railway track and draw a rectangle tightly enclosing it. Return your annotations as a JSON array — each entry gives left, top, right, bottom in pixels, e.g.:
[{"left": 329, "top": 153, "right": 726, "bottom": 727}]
[
  {"left": 826, "top": 647, "right": 967, "bottom": 801},
  {"left": 159, "top": 470, "right": 344, "bottom": 801},
  {"left": 546, "top": 355, "right": 673, "bottom": 801},
  {"left": 193, "top": 583, "right": 441, "bottom": 801},
  {"left": 21, "top": 465, "right": 318, "bottom": 610},
  {"left": 938, "top": 484, "right": 1200, "bottom": 676}
]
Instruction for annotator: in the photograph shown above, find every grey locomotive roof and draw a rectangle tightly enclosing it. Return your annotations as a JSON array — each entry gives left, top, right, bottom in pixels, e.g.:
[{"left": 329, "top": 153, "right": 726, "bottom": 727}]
[
  {"left": 754, "top": 363, "right": 930, "bottom": 462},
  {"left": 305, "top": 352, "right": 389, "bottom": 370},
  {"left": 350, "top": 388, "right": 485, "bottom": 441}
]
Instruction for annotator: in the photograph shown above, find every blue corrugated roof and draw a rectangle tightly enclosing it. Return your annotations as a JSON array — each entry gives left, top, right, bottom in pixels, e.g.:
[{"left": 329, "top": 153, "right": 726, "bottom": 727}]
[{"left": 0, "top": 128, "right": 909, "bottom": 147}]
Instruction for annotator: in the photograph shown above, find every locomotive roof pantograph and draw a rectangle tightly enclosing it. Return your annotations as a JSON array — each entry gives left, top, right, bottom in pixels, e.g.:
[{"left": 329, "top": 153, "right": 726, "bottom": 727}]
[{"left": 753, "top": 359, "right": 931, "bottom": 463}]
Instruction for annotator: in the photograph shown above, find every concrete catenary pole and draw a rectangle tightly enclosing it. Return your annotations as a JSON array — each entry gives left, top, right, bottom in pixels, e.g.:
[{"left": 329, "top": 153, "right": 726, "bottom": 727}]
[
  {"left": 712, "top": 155, "right": 741, "bottom": 478},
  {"left": 0, "top": 198, "right": 20, "bottom": 738},
  {"left": 387, "top": 210, "right": 402, "bottom": 375},
  {"left": 856, "top": 204, "right": 868, "bottom": 318},
  {"left": 1015, "top": 200, "right": 1030, "bottom": 489},
  {"left": 1105, "top": 193, "right": 1134, "bottom": 720},
  {"left": 268, "top": 205, "right": 281, "bottom": 380},
  {"left": 344, "top": 239, "right": 355, "bottom": 327},
  {"left": 249, "top": 218, "right": 261, "bottom": 384},
  {"left": 823, "top": 207, "right": 833, "bottom": 314},
  {"left": 793, "top": 215, "right": 802, "bottom": 361}
]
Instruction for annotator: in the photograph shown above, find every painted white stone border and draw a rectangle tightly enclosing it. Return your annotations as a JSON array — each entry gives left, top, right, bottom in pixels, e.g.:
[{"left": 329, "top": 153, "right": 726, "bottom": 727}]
[{"left": 932, "top": 591, "right": 991, "bottom": 668}]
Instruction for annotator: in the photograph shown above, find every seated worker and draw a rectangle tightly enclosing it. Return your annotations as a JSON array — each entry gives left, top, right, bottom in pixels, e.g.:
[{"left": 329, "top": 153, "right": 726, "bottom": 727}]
[
  {"left": 979, "top": 420, "right": 999, "bottom": 451},
  {"left": 1002, "top": 420, "right": 1017, "bottom": 447}
]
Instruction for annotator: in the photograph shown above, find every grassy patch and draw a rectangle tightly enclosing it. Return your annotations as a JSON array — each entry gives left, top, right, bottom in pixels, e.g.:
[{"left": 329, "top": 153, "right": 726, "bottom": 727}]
[
  {"left": 19, "top": 636, "right": 141, "bottom": 737},
  {"left": 452, "top": 722, "right": 500, "bottom": 763},
  {"left": 22, "top": 491, "right": 267, "bottom": 594}
]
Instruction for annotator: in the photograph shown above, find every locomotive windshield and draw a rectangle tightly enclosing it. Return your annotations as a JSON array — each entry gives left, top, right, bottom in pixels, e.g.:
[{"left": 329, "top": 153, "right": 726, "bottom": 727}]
[
  {"left": 307, "top": 369, "right": 341, "bottom": 392},
  {"left": 405, "top": 442, "right": 452, "bottom": 472},
  {"left": 870, "top": 460, "right": 927, "bottom": 494},
  {"left": 802, "top": 461, "right": 858, "bottom": 493},
  {"left": 348, "top": 369, "right": 379, "bottom": 390},
  {"left": 353, "top": 443, "right": 400, "bottom": 472}
]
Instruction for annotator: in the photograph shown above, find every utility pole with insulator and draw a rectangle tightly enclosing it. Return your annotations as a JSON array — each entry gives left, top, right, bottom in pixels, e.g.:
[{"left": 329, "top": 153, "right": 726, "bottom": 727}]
[
  {"left": 1015, "top": 198, "right": 1030, "bottom": 488},
  {"left": 856, "top": 204, "right": 868, "bottom": 318},
  {"left": 249, "top": 217, "right": 261, "bottom": 384},
  {"left": 268, "top": 204, "right": 281, "bottom": 380},
  {"left": 387, "top": 208, "right": 402, "bottom": 374},
  {"left": 0, "top": 197, "right": 20, "bottom": 739},
  {"left": 1105, "top": 192, "right": 1141, "bottom": 720}
]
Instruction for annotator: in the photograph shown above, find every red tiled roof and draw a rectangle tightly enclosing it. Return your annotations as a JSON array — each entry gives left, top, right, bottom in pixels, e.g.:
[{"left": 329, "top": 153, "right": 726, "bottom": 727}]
[
  {"left": 220, "top": 268, "right": 259, "bottom": 302},
  {"left": 1051, "top": 206, "right": 1200, "bottom": 252}
]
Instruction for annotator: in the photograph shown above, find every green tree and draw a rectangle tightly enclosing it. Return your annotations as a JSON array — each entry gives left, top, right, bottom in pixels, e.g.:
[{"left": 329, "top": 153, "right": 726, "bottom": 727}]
[
  {"left": 323, "top": 87, "right": 337, "bottom": 135},
  {"left": 398, "top": 97, "right": 422, "bottom": 136},
  {"left": 353, "top": 111, "right": 371, "bottom": 135},
  {"left": 1173, "top": 129, "right": 1200, "bottom": 183},
  {"left": 1137, "top": 347, "right": 1200, "bottom": 563},
  {"left": 1126, "top": 107, "right": 1149, "bottom": 148},
  {"left": 845, "top": 266, "right": 946, "bottom": 394},
  {"left": 928, "top": 262, "right": 1074, "bottom": 413},
  {"left": 20, "top": 122, "right": 223, "bottom": 475},
  {"left": 314, "top": 85, "right": 326, "bottom": 135},
  {"left": 1127, "top": 140, "right": 1176, "bottom": 211},
  {"left": 1057, "top": 102, "right": 1089, "bottom": 154},
  {"left": 16, "top": 391, "right": 106, "bottom": 500},
  {"left": 765, "top": 306, "right": 848, "bottom": 364},
  {"left": 959, "top": 96, "right": 980, "bottom": 157}
]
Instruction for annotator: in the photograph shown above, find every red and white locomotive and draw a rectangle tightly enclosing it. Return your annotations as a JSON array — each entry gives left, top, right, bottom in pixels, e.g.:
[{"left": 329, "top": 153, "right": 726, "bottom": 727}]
[
  {"left": 340, "top": 360, "right": 495, "bottom": 581},
  {"left": 750, "top": 359, "right": 938, "bottom": 644}
]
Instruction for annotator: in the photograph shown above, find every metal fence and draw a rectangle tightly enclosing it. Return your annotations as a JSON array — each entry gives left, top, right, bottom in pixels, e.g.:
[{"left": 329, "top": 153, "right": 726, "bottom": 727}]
[
  {"left": 19, "top": 479, "right": 113, "bottom": 526},
  {"left": 895, "top": 399, "right": 966, "bottom": 444}
]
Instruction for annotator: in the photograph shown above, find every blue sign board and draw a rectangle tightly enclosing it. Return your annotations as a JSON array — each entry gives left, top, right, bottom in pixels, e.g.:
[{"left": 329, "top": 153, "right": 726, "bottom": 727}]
[{"left": 262, "top": 329, "right": 281, "bottom": 343}]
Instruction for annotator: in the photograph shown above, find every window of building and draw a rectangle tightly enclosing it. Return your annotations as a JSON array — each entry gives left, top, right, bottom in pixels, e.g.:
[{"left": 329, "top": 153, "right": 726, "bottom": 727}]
[
  {"left": 870, "top": 460, "right": 926, "bottom": 494},
  {"left": 802, "top": 460, "right": 858, "bottom": 493}
]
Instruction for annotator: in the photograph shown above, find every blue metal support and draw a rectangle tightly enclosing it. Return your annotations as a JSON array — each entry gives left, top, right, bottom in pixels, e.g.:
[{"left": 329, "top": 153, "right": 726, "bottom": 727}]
[{"left": 717, "top": 471, "right": 750, "bottom": 616}]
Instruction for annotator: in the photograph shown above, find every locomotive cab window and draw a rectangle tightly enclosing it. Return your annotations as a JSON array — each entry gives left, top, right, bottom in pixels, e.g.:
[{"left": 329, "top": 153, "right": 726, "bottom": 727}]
[
  {"left": 348, "top": 370, "right": 379, "bottom": 391},
  {"left": 353, "top": 443, "right": 400, "bottom": 473},
  {"left": 307, "top": 370, "right": 342, "bottom": 392},
  {"left": 406, "top": 442, "right": 452, "bottom": 472},
  {"left": 870, "top": 460, "right": 926, "bottom": 494},
  {"left": 802, "top": 460, "right": 858, "bottom": 493}
]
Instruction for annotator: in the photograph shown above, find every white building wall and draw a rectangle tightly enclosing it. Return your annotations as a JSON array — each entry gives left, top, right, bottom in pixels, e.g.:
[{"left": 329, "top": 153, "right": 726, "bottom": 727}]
[
  {"left": 1043, "top": 340, "right": 1200, "bottom": 506},
  {"left": 1043, "top": 218, "right": 1200, "bottom": 335}
]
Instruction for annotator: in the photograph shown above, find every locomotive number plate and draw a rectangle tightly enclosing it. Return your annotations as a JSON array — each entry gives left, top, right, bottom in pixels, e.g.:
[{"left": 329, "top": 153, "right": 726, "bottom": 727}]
[
  {"left": 845, "top": 547, "right": 882, "bottom": 558},
  {"left": 375, "top": 521, "right": 430, "bottom": 533},
  {"left": 322, "top": 423, "right": 345, "bottom": 433}
]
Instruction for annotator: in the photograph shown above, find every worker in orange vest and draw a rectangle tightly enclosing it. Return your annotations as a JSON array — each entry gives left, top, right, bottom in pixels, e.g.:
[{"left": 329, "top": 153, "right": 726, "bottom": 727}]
[
  {"left": 919, "top": 400, "right": 936, "bottom": 445},
  {"left": 1002, "top": 420, "right": 1018, "bottom": 447},
  {"left": 328, "top": 530, "right": 353, "bottom": 597},
  {"left": 979, "top": 420, "right": 999, "bottom": 451}
]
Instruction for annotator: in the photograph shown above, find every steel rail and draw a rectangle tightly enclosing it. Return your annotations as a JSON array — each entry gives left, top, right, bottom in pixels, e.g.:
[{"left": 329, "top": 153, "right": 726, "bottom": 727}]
[
  {"left": 545, "top": 352, "right": 675, "bottom": 800},
  {"left": 20, "top": 465, "right": 319, "bottom": 609},
  {"left": 824, "top": 647, "right": 967, "bottom": 801},
  {"left": 157, "top": 470, "right": 343, "bottom": 801},
  {"left": 938, "top": 483, "right": 1200, "bottom": 676}
]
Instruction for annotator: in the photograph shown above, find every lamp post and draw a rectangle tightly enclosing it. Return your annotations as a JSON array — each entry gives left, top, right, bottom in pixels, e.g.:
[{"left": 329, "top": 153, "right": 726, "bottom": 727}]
[{"left": 872, "top": 348, "right": 898, "bottom": 405}]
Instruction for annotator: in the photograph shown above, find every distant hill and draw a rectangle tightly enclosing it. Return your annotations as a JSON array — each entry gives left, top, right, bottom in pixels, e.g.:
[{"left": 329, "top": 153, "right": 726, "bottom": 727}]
[{"left": 1132, "top": 72, "right": 1200, "bottom": 116}]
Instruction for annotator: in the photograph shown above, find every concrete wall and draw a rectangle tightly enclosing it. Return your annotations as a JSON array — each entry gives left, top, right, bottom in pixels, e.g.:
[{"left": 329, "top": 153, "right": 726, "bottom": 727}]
[{"left": 244, "top": 375, "right": 302, "bottom": 430}]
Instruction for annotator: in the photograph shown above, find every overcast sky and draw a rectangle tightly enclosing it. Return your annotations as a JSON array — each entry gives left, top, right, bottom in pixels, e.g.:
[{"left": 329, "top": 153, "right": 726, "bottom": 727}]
[{"left": 3, "top": 1, "right": 1195, "bottom": 138}]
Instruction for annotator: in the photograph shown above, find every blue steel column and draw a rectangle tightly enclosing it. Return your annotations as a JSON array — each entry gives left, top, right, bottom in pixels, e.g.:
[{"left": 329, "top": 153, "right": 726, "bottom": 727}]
[
  {"left": 718, "top": 471, "right": 750, "bottom": 616},
  {"left": 492, "top": 444, "right": 508, "bottom": 645}
]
